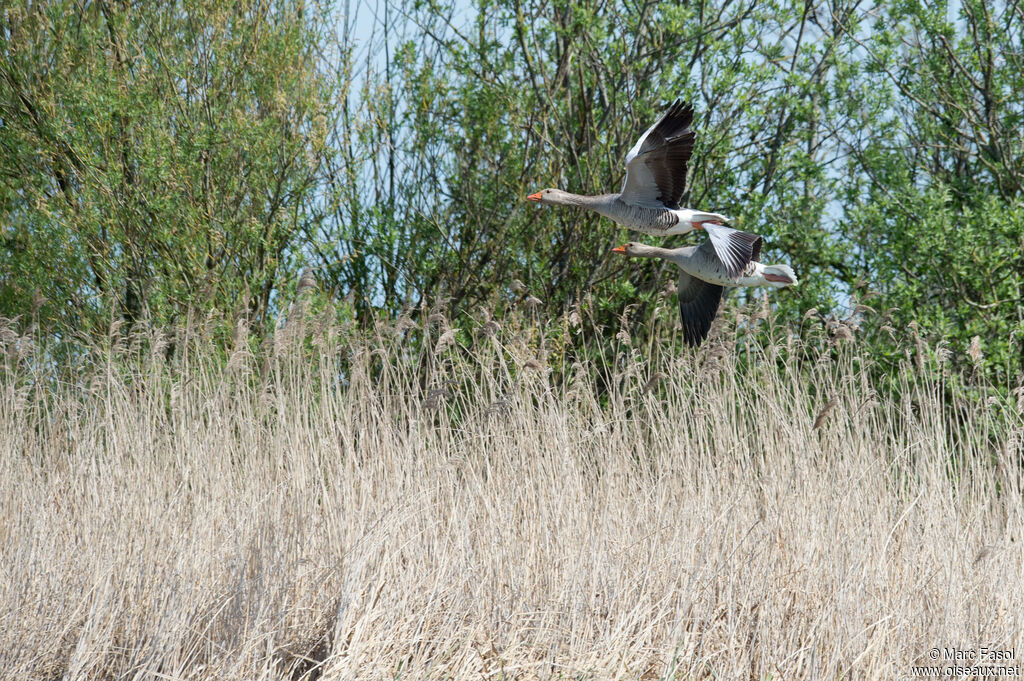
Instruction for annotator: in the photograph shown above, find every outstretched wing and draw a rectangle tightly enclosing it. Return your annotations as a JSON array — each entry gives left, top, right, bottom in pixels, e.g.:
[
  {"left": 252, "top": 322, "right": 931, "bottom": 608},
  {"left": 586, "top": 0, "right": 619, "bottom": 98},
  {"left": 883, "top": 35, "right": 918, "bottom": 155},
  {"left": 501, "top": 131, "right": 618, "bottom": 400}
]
[
  {"left": 702, "top": 224, "right": 763, "bottom": 279},
  {"left": 677, "top": 270, "right": 725, "bottom": 348},
  {"left": 620, "top": 100, "right": 695, "bottom": 209}
]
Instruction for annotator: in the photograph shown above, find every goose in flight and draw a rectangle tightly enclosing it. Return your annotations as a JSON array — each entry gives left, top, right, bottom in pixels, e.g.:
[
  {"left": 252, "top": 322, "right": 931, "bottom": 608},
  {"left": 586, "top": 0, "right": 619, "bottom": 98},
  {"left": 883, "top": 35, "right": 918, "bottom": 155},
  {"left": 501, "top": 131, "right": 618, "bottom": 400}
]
[
  {"left": 611, "top": 239, "right": 797, "bottom": 347},
  {"left": 527, "top": 100, "right": 760, "bottom": 277}
]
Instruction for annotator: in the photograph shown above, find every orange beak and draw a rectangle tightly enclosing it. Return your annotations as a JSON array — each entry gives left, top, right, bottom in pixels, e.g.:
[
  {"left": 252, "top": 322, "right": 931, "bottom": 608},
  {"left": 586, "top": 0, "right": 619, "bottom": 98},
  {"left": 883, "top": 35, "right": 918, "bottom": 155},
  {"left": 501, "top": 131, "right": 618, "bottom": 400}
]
[
  {"left": 611, "top": 245, "right": 627, "bottom": 255},
  {"left": 526, "top": 191, "right": 543, "bottom": 202}
]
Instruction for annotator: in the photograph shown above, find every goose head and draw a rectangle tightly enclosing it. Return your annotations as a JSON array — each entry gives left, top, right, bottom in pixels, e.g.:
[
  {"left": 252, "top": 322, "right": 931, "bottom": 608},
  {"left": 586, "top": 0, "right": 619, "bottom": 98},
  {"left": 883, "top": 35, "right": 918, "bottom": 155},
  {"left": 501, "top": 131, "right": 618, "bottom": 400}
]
[
  {"left": 526, "top": 188, "right": 573, "bottom": 205},
  {"left": 611, "top": 242, "right": 661, "bottom": 258}
]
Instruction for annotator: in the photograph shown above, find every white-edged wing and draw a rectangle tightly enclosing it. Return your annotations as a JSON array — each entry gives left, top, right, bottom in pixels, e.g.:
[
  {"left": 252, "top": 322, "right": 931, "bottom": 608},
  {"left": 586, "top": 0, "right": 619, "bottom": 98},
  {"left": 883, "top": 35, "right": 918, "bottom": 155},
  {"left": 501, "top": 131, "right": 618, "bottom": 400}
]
[
  {"left": 702, "top": 223, "right": 763, "bottom": 279},
  {"left": 620, "top": 100, "right": 696, "bottom": 209}
]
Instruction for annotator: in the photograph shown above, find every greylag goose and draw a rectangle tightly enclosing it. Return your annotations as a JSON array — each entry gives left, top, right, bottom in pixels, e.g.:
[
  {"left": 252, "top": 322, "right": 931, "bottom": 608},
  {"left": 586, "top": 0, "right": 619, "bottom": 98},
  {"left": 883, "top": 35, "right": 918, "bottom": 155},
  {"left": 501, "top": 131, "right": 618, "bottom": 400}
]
[
  {"left": 611, "top": 240, "right": 797, "bottom": 347},
  {"left": 527, "top": 100, "right": 761, "bottom": 277}
]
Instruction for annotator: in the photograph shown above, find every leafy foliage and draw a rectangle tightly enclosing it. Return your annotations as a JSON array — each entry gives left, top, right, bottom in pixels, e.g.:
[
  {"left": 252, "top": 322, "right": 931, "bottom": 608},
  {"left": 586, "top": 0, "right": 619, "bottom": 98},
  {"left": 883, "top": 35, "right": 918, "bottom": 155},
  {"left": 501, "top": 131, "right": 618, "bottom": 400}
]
[
  {"left": 1, "top": 0, "right": 332, "bottom": 338},
  {"left": 840, "top": 0, "right": 1024, "bottom": 384},
  {"left": 1, "top": 0, "right": 1021, "bottom": 385}
]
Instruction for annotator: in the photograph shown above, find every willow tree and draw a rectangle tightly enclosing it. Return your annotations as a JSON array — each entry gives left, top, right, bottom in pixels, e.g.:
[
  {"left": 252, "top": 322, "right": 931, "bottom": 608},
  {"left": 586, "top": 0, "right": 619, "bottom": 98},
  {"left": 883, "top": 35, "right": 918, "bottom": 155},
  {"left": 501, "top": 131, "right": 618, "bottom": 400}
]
[
  {"left": 312, "top": 0, "right": 859, "bottom": 335},
  {"left": 313, "top": 0, "right": 1021, "bottom": 383},
  {"left": 836, "top": 0, "right": 1024, "bottom": 383},
  {"left": 1, "top": 0, "right": 337, "bottom": 338}
]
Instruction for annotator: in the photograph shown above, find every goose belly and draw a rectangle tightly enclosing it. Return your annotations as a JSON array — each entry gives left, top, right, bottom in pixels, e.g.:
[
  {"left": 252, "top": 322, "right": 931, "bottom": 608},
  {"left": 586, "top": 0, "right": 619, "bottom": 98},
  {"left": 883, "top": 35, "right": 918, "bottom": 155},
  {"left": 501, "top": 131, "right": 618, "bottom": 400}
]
[
  {"left": 681, "top": 258, "right": 760, "bottom": 287},
  {"left": 687, "top": 270, "right": 738, "bottom": 287},
  {"left": 605, "top": 203, "right": 683, "bottom": 234}
]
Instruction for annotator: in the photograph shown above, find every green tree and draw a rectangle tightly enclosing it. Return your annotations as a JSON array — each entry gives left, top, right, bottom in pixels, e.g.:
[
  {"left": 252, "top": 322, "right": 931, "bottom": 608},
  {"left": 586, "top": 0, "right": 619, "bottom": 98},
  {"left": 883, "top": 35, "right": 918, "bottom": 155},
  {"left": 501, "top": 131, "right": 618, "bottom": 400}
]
[
  {"left": 1, "top": 0, "right": 337, "bottom": 338},
  {"left": 312, "top": 0, "right": 853, "bottom": 331},
  {"left": 839, "top": 0, "right": 1024, "bottom": 383},
  {"left": 310, "top": 0, "right": 1021, "bottom": 384},
  {"left": 2, "top": 0, "right": 1020, "bottom": 387}
]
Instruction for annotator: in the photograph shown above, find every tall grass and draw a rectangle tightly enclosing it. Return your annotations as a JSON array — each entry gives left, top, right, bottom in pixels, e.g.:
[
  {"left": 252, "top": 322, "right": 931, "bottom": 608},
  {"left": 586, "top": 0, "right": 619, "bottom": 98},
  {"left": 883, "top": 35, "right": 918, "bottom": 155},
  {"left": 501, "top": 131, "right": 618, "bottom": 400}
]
[{"left": 1, "top": 307, "right": 1021, "bottom": 680}]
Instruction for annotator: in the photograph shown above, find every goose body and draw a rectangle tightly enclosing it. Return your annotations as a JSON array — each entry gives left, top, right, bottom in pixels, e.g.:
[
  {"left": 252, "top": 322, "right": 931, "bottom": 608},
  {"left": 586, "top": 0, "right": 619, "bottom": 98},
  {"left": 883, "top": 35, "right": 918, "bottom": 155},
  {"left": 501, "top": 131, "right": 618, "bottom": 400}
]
[
  {"left": 528, "top": 100, "right": 761, "bottom": 277},
  {"left": 612, "top": 240, "right": 798, "bottom": 347}
]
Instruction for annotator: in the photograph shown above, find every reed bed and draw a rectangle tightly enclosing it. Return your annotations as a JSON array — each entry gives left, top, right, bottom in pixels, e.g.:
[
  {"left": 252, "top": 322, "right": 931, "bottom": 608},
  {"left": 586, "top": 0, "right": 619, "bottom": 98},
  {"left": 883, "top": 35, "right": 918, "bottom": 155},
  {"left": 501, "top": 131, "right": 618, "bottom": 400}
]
[{"left": 1, "top": 309, "right": 1021, "bottom": 680}]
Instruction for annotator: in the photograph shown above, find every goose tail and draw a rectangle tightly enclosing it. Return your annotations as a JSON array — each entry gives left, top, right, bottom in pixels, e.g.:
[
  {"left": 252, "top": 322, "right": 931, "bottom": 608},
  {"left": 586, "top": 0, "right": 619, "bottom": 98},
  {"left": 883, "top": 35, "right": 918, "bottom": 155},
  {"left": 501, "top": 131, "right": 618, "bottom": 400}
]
[{"left": 762, "top": 264, "right": 798, "bottom": 287}]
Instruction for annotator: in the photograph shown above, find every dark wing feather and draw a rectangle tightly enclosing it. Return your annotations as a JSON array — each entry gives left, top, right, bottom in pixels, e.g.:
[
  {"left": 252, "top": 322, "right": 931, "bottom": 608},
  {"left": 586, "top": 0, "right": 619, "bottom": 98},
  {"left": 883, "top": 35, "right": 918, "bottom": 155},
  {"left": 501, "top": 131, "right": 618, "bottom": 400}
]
[
  {"left": 621, "top": 100, "right": 696, "bottom": 208},
  {"left": 677, "top": 270, "right": 725, "bottom": 347},
  {"left": 638, "top": 100, "right": 695, "bottom": 208}
]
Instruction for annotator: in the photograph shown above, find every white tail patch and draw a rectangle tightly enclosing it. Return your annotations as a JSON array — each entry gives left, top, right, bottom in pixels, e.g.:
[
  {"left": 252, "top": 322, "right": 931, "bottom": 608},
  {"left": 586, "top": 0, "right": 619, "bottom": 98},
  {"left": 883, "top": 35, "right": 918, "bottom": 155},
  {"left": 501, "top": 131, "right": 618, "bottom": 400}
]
[
  {"left": 763, "top": 264, "right": 797, "bottom": 287},
  {"left": 692, "top": 211, "right": 732, "bottom": 224}
]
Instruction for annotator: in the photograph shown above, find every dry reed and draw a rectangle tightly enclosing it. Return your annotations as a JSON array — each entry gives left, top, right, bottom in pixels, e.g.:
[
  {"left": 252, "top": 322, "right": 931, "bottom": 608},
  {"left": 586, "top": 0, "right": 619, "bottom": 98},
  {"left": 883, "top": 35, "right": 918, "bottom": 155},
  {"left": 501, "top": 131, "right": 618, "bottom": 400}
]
[{"left": 1, "top": 312, "right": 1021, "bottom": 680}]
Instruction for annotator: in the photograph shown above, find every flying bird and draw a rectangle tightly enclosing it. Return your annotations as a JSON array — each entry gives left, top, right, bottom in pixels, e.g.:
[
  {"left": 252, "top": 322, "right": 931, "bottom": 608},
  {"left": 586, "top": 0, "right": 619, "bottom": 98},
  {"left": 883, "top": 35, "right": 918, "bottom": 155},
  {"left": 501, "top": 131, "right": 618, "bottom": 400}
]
[
  {"left": 611, "top": 240, "right": 797, "bottom": 347},
  {"left": 527, "top": 100, "right": 760, "bottom": 277}
]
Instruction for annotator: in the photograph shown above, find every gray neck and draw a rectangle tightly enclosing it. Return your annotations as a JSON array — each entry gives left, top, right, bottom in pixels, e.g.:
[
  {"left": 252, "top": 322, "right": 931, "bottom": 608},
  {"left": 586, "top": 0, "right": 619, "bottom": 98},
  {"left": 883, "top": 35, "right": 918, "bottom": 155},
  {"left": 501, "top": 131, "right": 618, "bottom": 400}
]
[
  {"left": 628, "top": 244, "right": 682, "bottom": 261},
  {"left": 549, "top": 190, "right": 617, "bottom": 210}
]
